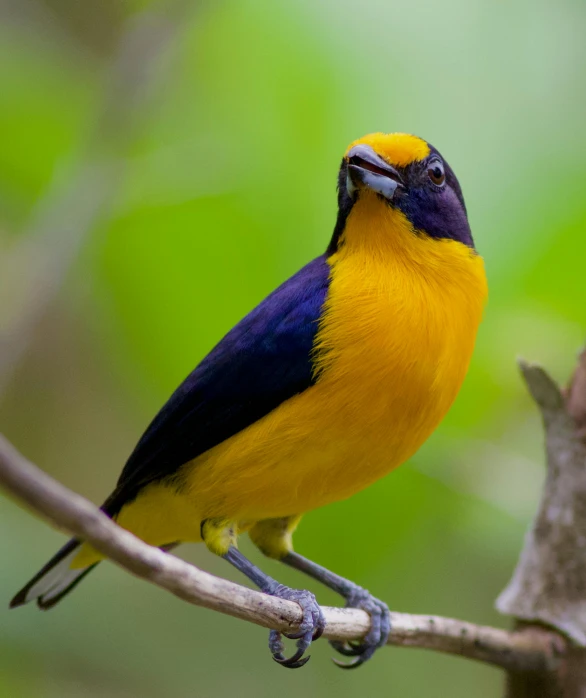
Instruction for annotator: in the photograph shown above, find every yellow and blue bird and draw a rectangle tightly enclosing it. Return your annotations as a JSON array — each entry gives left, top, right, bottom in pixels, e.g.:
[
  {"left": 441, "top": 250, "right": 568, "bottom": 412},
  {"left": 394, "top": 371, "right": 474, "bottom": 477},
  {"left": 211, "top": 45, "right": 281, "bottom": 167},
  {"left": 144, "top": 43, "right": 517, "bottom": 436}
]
[{"left": 11, "top": 132, "right": 487, "bottom": 668}]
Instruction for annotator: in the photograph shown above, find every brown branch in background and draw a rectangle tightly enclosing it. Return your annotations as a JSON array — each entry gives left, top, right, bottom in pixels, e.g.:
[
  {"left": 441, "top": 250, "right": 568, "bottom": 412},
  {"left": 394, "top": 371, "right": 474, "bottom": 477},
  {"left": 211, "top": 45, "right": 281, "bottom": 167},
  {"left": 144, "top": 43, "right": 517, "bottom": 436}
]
[
  {"left": 0, "top": 433, "right": 560, "bottom": 674},
  {"left": 497, "top": 361, "right": 586, "bottom": 645},
  {"left": 0, "top": 5, "right": 191, "bottom": 397},
  {"left": 496, "top": 355, "right": 586, "bottom": 697},
  {"left": 565, "top": 347, "right": 586, "bottom": 439}
]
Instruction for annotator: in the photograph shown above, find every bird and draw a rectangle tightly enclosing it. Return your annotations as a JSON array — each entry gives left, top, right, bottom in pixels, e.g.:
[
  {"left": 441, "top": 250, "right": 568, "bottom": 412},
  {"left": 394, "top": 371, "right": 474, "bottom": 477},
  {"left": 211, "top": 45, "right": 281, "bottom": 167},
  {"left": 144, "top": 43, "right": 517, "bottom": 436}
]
[{"left": 11, "top": 132, "right": 487, "bottom": 669}]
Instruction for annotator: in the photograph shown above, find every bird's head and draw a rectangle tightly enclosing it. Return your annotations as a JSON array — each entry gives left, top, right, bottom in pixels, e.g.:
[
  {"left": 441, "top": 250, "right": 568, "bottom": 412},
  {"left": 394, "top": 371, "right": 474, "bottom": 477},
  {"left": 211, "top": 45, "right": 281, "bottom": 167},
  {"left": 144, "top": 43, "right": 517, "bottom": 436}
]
[{"left": 329, "top": 133, "right": 474, "bottom": 254}]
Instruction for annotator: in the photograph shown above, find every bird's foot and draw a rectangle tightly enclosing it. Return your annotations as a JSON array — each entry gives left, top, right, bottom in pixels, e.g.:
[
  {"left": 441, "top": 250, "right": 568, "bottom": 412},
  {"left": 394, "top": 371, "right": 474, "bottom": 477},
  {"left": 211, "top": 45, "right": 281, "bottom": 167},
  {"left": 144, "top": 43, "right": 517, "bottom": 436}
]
[
  {"left": 330, "top": 585, "right": 390, "bottom": 669},
  {"left": 263, "top": 583, "right": 325, "bottom": 669}
]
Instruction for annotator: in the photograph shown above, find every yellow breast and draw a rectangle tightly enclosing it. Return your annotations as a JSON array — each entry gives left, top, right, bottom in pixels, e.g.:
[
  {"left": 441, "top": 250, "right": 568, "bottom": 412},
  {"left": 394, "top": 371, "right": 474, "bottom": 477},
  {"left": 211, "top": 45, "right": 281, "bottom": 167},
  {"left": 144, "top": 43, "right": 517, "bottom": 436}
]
[
  {"left": 313, "top": 193, "right": 487, "bottom": 474},
  {"left": 182, "top": 192, "right": 487, "bottom": 522}
]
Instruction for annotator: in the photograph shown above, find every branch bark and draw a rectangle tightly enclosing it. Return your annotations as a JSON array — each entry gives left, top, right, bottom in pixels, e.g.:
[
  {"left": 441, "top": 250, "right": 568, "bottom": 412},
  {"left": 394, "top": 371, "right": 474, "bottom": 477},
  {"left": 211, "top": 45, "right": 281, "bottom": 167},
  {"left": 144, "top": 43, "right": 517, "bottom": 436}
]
[
  {"left": 497, "top": 354, "right": 586, "bottom": 697},
  {"left": 0, "top": 433, "right": 560, "bottom": 674}
]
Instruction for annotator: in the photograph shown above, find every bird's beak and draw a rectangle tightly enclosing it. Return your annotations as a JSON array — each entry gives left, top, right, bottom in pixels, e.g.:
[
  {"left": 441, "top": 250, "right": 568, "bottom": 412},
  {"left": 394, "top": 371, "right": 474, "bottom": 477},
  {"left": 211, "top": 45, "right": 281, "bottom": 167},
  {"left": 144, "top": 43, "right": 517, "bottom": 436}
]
[{"left": 346, "top": 144, "right": 403, "bottom": 202}]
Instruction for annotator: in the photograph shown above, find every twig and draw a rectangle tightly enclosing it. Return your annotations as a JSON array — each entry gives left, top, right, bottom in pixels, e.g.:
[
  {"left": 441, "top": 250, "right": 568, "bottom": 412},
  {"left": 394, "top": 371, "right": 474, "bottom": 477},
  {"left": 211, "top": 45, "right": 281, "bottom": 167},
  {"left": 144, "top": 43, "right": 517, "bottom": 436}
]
[{"left": 0, "top": 433, "right": 561, "bottom": 673}]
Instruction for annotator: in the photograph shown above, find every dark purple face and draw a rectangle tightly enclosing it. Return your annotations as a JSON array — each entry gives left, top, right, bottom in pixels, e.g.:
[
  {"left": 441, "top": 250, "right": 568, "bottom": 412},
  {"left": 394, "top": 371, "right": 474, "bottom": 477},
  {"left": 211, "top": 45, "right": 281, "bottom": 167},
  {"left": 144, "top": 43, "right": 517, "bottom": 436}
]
[
  {"left": 391, "top": 145, "right": 474, "bottom": 248},
  {"left": 330, "top": 142, "right": 474, "bottom": 254}
]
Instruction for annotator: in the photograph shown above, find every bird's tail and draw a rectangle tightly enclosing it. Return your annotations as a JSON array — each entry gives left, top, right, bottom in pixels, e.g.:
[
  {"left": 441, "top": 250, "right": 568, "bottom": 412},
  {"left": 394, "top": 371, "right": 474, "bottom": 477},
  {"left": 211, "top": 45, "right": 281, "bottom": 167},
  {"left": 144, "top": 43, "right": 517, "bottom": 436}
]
[{"left": 10, "top": 538, "right": 98, "bottom": 610}]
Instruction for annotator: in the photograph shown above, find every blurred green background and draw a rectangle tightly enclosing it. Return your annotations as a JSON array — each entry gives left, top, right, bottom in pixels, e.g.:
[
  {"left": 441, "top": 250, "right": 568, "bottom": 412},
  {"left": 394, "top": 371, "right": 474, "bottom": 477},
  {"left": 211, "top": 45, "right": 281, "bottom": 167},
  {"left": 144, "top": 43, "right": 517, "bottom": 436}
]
[{"left": 1, "top": 0, "right": 585, "bottom": 696}]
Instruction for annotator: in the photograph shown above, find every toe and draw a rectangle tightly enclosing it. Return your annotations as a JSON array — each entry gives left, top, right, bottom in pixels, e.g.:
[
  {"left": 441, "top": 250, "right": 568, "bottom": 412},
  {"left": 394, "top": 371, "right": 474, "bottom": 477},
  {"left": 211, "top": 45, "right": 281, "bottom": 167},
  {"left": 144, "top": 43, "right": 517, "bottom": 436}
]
[
  {"left": 281, "top": 588, "right": 322, "bottom": 639},
  {"left": 311, "top": 599, "right": 326, "bottom": 641},
  {"left": 269, "top": 629, "right": 285, "bottom": 657},
  {"left": 378, "top": 600, "right": 391, "bottom": 648},
  {"left": 272, "top": 638, "right": 312, "bottom": 668},
  {"left": 331, "top": 590, "right": 391, "bottom": 668},
  {"left": 266, "top": 585, "right": 324, "bottom": 669}
]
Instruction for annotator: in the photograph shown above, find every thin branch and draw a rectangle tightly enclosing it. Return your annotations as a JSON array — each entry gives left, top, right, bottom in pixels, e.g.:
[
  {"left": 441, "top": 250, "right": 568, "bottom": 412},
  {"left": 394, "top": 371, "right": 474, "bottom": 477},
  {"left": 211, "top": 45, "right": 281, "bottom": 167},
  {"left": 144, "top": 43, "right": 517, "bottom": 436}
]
[{"left": 0, "top": 433, "right": 562, "bottom": 673}]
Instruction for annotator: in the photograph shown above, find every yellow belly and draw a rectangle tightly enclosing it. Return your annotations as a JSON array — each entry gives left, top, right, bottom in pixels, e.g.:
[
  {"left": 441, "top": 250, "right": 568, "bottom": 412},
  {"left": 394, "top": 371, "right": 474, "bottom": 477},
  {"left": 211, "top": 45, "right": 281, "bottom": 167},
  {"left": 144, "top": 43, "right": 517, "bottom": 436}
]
[
  {"left": 182, "top": 230, "right": 486, "bottom": 523},
  {"left": 74, "top": 196, "right": 487, "bottom": 567}
]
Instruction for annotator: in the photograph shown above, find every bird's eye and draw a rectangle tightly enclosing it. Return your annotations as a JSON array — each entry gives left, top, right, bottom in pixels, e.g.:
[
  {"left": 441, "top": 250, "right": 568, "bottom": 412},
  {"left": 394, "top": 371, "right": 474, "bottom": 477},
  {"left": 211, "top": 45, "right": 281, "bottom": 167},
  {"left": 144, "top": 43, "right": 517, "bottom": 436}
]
[{"left": 427, "top": 161, "right": 446, "bottom": 187}]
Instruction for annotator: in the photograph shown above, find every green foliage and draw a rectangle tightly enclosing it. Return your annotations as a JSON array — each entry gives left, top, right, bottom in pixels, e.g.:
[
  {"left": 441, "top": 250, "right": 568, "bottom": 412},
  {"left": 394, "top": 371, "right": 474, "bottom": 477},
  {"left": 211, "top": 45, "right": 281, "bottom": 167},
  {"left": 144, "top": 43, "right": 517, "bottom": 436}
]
[{"left": 1, "top": 1, "right": 585, "bottom": 696}]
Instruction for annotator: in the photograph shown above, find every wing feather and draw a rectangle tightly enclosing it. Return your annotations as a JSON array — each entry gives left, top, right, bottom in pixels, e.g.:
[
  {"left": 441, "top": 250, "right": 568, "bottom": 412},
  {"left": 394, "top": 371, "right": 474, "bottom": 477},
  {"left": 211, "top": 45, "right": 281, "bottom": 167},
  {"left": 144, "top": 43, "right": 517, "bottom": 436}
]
[{"left": 103, "top": 256, "right": 330, "bottom": 515}]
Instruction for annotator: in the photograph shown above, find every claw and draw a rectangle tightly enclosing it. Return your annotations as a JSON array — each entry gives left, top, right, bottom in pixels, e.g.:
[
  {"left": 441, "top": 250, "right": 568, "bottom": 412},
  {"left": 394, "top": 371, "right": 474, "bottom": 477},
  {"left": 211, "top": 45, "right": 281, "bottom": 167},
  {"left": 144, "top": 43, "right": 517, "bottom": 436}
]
[
  {"left": 273, "top": 654, "right": 311, "bottom": 669},
  {"left": 333, "top": 655, "right": 371, "bottom": 669},
  {"left": 264, "top": 584, "right": 325, "bottom": 669},
  {"left": 330, "top": 586, "right": 390, "bottom": 668},
  {"left": 273, "top": 643, "right": 310, "bottom": 668},
  {"left": 329, "top": 640, "right": 363, "bottom": 657}
]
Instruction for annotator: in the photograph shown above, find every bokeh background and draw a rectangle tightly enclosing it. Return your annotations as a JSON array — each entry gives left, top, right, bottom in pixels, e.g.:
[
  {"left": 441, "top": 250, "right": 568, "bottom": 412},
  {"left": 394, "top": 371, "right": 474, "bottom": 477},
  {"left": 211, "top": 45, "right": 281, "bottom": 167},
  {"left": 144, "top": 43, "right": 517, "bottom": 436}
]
[{"left": 1, "top": 1, "right": 585, "bottom": 696}]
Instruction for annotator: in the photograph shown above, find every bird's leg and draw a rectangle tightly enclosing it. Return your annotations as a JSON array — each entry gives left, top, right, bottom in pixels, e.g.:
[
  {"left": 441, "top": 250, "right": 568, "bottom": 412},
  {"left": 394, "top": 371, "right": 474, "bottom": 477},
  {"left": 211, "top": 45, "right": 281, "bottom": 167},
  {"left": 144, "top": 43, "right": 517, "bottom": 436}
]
[
  {"left": 222, "top": 547, "right": 325, "bottom": 668},
  {"left": 201, "top": 516, "right": 324, "bottom": 668},
  {"left": 280, "top": 551, "right": 390, "bottom": 668},
  {"left": 249, "top": 516, "right": 390, "bottom": 668}
]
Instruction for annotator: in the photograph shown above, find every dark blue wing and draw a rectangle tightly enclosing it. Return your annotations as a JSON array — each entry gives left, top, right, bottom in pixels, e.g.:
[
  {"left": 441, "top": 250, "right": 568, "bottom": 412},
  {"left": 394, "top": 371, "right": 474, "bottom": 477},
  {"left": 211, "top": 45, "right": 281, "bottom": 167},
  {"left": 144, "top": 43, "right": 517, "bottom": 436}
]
[{"left": 104, "top": 255, "right": 330, "bottom": 514}]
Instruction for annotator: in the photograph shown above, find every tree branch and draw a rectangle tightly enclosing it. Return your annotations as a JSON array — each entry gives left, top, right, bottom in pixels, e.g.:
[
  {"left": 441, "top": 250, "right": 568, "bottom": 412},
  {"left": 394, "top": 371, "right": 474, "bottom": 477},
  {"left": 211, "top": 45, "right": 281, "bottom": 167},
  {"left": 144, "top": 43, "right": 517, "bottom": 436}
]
[
  {"left": 496, "top": 354, "right": 586, "bottom": 697},
  {"left": 0, "top": 433, "right": 561, "bottom": 674},
  {"left": 497, "top": 360, "right": 586, "bottom": 645}
]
